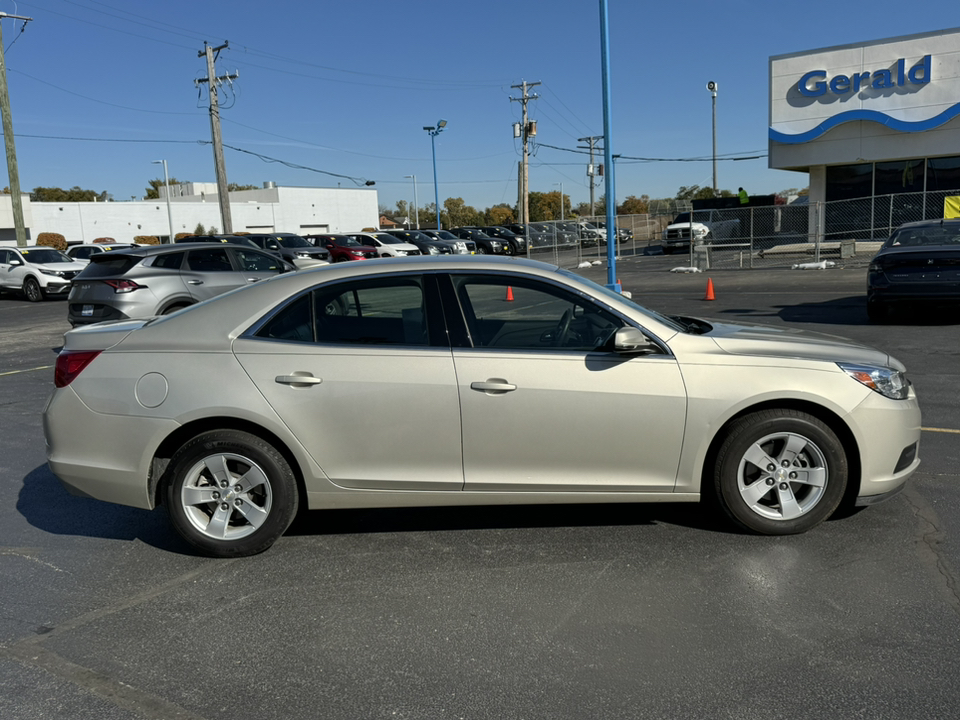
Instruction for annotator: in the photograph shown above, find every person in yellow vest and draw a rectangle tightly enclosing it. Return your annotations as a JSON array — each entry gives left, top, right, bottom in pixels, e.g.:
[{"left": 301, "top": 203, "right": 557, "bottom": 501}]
[{"left": 738, "top": 187, "right": 748, "bottom": 205}]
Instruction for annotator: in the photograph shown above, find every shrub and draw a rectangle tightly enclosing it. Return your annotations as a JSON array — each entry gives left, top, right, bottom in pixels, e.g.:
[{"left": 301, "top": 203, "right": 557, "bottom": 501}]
[
  {"left": 93, "top": 237, "right": 115, "bottom": 244},
  {"left": 174, "top": 232, "right": 193, "bottom": 240},
  {"left": 133, "top": 235, "right": 160, "bottom": 245},
  {"left": 36, "top": 232, "right": 67, "bottom": 252}
]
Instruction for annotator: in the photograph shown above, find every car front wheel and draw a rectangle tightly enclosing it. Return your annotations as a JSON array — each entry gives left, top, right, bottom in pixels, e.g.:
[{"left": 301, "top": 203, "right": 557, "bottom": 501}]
[
  {"left": 712, "top": 410, "right": 847, "bottom": 535},
  {"left": 23, "top": 277, "right": 44, "bottom": 302},
  {"left": 165, "top": 430, "right": 299, "bottom": 557}
]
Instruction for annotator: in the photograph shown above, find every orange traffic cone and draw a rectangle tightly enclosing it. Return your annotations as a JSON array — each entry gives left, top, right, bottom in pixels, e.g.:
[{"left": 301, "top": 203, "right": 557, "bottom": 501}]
[
  {"left": 506, "top": 286, "right": 514, "bottom": 302},
  {"left": 704, "top": 278, "right": 715, "bottom": 301}
]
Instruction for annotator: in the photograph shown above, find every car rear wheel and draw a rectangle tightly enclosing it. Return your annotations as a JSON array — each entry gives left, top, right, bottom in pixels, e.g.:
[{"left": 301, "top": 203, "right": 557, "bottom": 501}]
[
  {"left": 713, "top": 410, "right": 847, "bottom": 535},
  {"left": 161, "top": 303, "right": 191, "bottom": 315},
  {"left": 165, "top": 430, "right": 299, "bottom": 557},
  {"left": 23, "top": 277, "right": 43, "bottom": 302},
  {"left": 477, "top": 246, "right": 488, "bottom": 255}
]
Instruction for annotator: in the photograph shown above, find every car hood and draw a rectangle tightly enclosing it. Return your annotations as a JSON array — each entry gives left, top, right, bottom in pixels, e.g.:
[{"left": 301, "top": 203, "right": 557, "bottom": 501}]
[
  {"left": 35, "top": 261, "right": 87, "bottom": 273},
  {"left": 703, "top": 318, "right": 900, "bottom": 369}
]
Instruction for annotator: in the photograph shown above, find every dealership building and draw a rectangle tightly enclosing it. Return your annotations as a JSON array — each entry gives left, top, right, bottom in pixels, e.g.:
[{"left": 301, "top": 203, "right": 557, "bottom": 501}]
[{"left": 769, "top": 27, "right": 960, "bottom": 224}]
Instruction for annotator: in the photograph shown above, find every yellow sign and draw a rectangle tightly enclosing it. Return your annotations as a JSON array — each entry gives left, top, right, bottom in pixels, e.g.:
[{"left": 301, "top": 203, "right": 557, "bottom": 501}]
[{"left": 945, "top": 196, "right": 960, "bottom": 219}]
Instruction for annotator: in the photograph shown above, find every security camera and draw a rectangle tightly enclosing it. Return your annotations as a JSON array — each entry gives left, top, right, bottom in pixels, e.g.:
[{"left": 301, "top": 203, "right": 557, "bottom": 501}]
[{"left": 706, "top": 81, "right": 717, "bottom": 92}]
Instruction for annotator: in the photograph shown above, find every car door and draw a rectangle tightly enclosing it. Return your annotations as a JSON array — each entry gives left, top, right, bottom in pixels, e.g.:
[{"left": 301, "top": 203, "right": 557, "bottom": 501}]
[
  {"left": 232, "top": 273, "right": 463, "bottom": 491},
  {"left": 180, "top": 247, "right": 247, "bottom": 302},
  {"left": 446, "top": 273, "right": 687, "bottom": 492},
  {"left": 0, "top": 249, "right": 14, "bottom": 289}
]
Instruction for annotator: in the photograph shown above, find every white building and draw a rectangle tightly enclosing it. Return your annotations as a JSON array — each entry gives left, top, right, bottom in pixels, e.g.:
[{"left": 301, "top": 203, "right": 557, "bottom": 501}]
[
  {"left": 770, "top": 27, "right": 960, "bottom": 207},
  {"left": 0, "top": 183, "right": 379, "bottom": 245}
]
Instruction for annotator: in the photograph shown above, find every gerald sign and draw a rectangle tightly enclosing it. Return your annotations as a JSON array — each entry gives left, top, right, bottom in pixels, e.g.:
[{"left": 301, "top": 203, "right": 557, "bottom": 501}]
[{"left": 797, "top": 55, "right": 931, "bottom": 98}]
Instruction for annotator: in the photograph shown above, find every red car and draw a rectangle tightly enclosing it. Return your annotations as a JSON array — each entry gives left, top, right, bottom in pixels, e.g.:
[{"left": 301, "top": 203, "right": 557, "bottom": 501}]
[{"left": 303, "top": 234, "right": 378, "bottom": 262}]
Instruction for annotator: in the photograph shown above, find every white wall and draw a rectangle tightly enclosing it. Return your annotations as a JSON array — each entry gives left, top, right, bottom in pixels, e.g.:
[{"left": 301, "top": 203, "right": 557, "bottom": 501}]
[{"left": 8, "top": 186, "right": 379, "bottom": 245}]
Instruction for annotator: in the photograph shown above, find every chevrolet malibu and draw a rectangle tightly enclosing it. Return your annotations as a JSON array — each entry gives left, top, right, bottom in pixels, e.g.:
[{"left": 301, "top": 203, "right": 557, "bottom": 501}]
[{"left": 44, "top": 256, "right": 921, "bottom": 557}]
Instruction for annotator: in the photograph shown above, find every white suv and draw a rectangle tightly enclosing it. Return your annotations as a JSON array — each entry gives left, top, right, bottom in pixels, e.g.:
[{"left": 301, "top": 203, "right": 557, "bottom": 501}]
[
  {"left": 0, "top": 245, "right": 87, "bottom": 301},
  {"left": 348, "top": 232, "right": 421, "bottom": 258}
]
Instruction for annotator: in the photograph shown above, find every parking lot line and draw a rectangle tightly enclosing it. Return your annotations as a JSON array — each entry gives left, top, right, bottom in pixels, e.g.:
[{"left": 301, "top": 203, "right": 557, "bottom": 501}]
[
  {"left": 0, "top": 365, "right": 53, "bottom": 377},
  {"left": 922, "top": 427, "right": 960, "bottom": 434}
]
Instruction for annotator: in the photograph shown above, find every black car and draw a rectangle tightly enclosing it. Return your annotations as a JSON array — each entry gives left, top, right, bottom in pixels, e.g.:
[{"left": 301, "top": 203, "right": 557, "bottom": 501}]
[
  {"left": 382, "top": 229, "right": 453, "bottom": 256},
  {"left": 419, "top": 229, "right": 476, "bottom": 254},
  {"left": 504, "top": 223, "right": 552, "bottom": 249},
  {"left": 174, "top": 234, "right": 260, "bottom": 248},
  {"left": 479, "top": 226, "right": 527, "bottom": 255},
  {"left": 867, "top": 218, "right": 960, "bottom": 322},
  {"left": 448, "top": 227, "right": 506, "bottom": 255},
  {"left": 242, "top": 232, "right": 331, "bottom": 268}
]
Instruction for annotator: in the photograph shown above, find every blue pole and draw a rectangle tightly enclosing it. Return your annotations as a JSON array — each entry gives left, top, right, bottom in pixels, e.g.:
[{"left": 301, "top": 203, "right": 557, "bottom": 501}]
[
  {"left": 430, "top": 132, "right": 441, "bottom": 229},
  {"left": 599, "top": 0, "right": 618, "bottom": 291}
]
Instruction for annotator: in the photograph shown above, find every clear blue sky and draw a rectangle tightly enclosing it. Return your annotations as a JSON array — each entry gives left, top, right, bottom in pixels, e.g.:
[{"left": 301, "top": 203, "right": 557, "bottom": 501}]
[{"left": 2, "top": 1, "right": 955, "bottom": 212}]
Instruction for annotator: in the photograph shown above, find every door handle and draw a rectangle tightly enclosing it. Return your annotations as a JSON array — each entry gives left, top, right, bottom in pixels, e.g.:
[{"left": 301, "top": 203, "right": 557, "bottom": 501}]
[
  {"left": 275, "top": 374, "right": 322, "bottom": 387},
  {"left": 186, "top": 279, "right": 203, "bottom": 285},
  {"left": 470, "top": 379, "right": 517, "bottom": 394},
  {"left": 246, "top": 277, "right": 261, "bottom": 283}
]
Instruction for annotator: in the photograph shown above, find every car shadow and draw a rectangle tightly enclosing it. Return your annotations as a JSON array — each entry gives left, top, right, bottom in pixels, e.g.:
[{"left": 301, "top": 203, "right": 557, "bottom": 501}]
[
  {"left": 715, "top": 296, "right": 960, "bottom": 326},
  {"left": 18, "top": 464, "right": 193, "bottom": 554},
  {"left": 287, "top": 500, "right": 736, "bottom": 537}
]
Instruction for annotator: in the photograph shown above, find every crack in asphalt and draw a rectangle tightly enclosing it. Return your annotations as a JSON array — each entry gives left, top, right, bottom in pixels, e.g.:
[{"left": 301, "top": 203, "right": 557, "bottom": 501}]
[{"left": 904, "top": 484, "right": 960, "bottom": 618}]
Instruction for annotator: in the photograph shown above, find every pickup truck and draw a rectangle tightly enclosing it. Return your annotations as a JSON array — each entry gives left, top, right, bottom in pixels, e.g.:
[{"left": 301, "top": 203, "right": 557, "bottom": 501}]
[{"left": 661, "top": 211, "right": 740, "bottom": 253}]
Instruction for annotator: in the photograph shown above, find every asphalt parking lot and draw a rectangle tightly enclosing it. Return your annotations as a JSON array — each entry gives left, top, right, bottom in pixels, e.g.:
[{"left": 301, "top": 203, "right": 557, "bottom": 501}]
[{"left": 1, "top": 258, "right": 959, "bottom": 720}]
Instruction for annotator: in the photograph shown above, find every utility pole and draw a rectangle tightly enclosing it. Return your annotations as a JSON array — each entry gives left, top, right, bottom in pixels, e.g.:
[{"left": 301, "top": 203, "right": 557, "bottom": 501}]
[
  {"left": 196, "top": 42, "right": 237, "bottom": 234},
  {"left": 578, "top": 135, "right": 603, "bottom": 218},
  {"left": 510, "top": 80, "right": 540, "bottom": 225},
  {"left": 0, "top": 12, "right": 32, "bottom": 247}
]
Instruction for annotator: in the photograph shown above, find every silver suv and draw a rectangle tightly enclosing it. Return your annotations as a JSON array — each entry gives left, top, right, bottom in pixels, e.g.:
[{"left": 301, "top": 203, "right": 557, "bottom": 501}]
[{"left": 67, "top": 243, "right": 293, "bottom": 327}]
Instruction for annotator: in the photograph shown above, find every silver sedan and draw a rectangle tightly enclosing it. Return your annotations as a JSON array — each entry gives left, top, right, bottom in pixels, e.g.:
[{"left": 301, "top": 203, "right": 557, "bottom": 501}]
[{"left": 44, "top": 256, "right": 921, "bottom": 557}]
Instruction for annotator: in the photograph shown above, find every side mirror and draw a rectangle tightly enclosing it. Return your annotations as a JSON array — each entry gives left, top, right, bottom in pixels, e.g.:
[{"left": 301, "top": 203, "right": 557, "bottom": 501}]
[
  {"left": 9, "top": 259, "right": 22, "bottom": 266},
  {"left": 613, "top": 327, "right": 657, "bottom": 355}
]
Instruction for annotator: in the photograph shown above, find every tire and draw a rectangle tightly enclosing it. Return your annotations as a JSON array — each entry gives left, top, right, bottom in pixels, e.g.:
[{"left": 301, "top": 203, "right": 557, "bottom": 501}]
[
  {"left": 712, "top": 410, "right": 847, "bottom": 535},
  {"left": 161, "top": 303, "right": 191, "bottom": 315},
  {"left": 504, "top": 243, "right": 515, "bottom": 256},
  {"left": 23, "top": 277, "right": 44, "bottom": 302},
  {"left": 477, "top": 245, "right": 488, "bottom": 255},
  {"left": 165, "top": 430, "right": 299, "bottom": 557}
]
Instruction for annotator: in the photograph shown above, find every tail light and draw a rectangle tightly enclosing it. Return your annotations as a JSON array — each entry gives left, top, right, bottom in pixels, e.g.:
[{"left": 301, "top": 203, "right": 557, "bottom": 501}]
[
  {"left": 55, "top": 350, "right": 102, "bottom": 388},
  {"left": 103, "top": 279, "right": 143, "bottom": 293}
]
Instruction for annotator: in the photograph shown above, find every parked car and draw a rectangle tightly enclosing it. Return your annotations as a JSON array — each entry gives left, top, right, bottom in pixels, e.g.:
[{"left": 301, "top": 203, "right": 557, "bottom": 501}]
[
  {"left": 577, "top": 221, "right": 607, "bottom": 245},
  {"left": 45, "top": 256, "right": 920, "bottom": 557},
  {"left": 448, "top": 227, "right": 506, "bottom": 254},
  {"left": 661, "top": 211, "right": 740, "bottom": 253},
  {"left": 304, "top": 234, "right": 378, "bottom": 262},
  {"left": 504, "top": 223, "right": 551, "bottom": 249},
  {"left": 66, "top": 243, "right": 139, "bottom": 263},
  {"left": 479, "top": 226, "right": 527, "bottom": 255},
  {"left": 419, "top": 229, "right": 476, "bottom": 254},
  {"left": 383, "top": 229, "right": 453, "bottom": 255},
  {"left": 0, "top": 245, "right": 86, "bottom": 302},
  {"left": 532, "top": 222, "right": 579, "bottom": 248},
  {"left": 348, "top": 232, "right": 421, "bottom": 258},
  {"left": 867, "top": 218, "right": 960, "bottom": 322},
  {"left": 175, "top": 234, "right": 261, "bottom": 249},
  {"left": 66, "top": 243, "right": 293, "bottom": 326},
  {"left": 240, "top": 232, "right": 330, "bottom": 268}
]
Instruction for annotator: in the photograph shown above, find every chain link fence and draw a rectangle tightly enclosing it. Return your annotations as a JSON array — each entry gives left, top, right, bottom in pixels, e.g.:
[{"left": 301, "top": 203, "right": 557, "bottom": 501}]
[{"left": 522, "top": 188, "right": 960, "bottom": 270}]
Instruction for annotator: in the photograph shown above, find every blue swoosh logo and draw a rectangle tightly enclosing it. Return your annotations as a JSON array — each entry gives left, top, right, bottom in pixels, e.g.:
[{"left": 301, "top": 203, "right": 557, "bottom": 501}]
[{"left": 770, "top": 103, "right": 960, "bottom": 144}]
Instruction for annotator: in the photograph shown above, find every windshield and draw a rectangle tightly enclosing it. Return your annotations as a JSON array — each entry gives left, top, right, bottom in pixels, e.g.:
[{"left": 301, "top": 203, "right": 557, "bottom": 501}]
[
  {"left": 885, "top": 225, "right": 960, "bottom": 247},
  {"left": 23, "top": 248, "right": 71, "bottom": 264},
  {"left": 373, "top": 234, "right": 403, "bottom": 244},
  {"left": 277, "top": 235, "right": 311, "bottom": 248},
  {"left": 672, "top": 213, "right": 691, "bottom": 224},
  {"left": 555, "top": 268, "right": 686, "bottom": 333},
  {"left": 431, "top": 230, "right": 456, "bottom": 240},
  {"left": 338, "top": 236, "right": 366, "bottom": 247}
]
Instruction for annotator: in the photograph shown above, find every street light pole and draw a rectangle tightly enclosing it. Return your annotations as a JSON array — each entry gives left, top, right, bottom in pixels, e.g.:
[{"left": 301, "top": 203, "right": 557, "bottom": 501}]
[
  {"left": 152, "top": 160, "right": 175, "bottom": 243},
  {"left": 423, "top": 120, "right": 446, "bottom": 229},
  {"left": 404, "top": 174, "right": 419, "bottom": 229},
  {"left": 707, "top": 81, "right": 718, "bottom": 195}
]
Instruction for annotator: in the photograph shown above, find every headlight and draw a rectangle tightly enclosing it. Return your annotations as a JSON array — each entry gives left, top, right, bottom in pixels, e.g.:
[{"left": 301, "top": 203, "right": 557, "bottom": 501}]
[
  {"left": 838, "top": 363, "right": 910, "bottom": 400},
  {"left": 40, "top": 269, "right": 64, "bottom": 277},
  {"left": 428, "top": 247, "right": 440, "bottom": 255},
  {"left": 693, "top": 227, "right": 708, "bottom": 237}
]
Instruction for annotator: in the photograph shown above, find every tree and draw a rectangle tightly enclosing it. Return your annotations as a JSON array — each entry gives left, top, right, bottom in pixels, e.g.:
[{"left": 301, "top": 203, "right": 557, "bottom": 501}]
[
  {"left": 145, "top": 177, "right": 182, "bottom": 200},
  {"left": 30, "top": 186, "right": 107, "bottom": 202},
  {"left": 485, "top": 203, "right": 515, "bottom": 226},
  {"left": 227, "top": 183, "right": 257, "bottom": 192},
  {"left": 443, "top": 197, "right": 483, "bottom": 228},
  {"left": 617, "top": 194, "right": 650, "bottom": 215}
]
